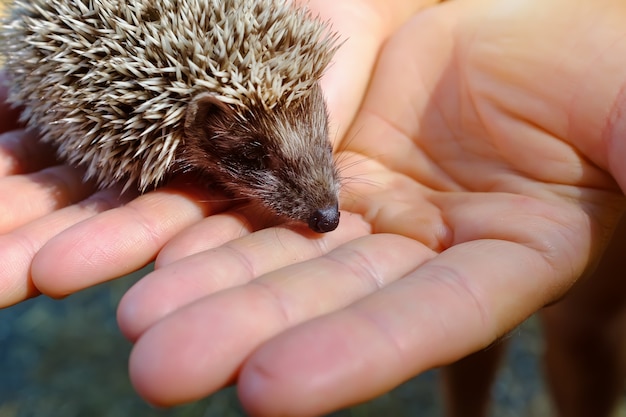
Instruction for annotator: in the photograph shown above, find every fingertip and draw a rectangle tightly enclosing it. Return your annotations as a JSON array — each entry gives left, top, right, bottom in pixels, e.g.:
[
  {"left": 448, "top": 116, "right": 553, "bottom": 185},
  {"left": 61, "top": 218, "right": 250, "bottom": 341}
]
[
  {"left": 30, "top": 206, "right": 135, "bottom": 297},
  {"left": 128, "top": 334, "right": 183, "bottom": 407},
  {"left": 31, "top": 185, "right": 202, "bottom": 297},
  {"left": 117, "top": 268, "right": 184, "bottom": 341},
  {"left": 117, "top": 279, "right": 152, "bottom": 342},
  {"left": 128, "top": 333, "right": 172, "bottom": 407},
  {"left": 30, "top": 225, "right": 101, "bottom": 298},
  {"left": 128, "top": 318, "right": 199, "bottom": 406},
  {"left": 238, "top": 350, "right": 300, "bottom": 417},
  {"left": 238, "top": 321, "right": 359, "bottom": 417},
  {"left": 237, "top": 363, "right": 278, "bottom": 417},
  {"left": 118, "top": 249, "right": 254, "bottom": 342},
  {"left": 127, "top": 307, "right": 233, "bottom": 407}
]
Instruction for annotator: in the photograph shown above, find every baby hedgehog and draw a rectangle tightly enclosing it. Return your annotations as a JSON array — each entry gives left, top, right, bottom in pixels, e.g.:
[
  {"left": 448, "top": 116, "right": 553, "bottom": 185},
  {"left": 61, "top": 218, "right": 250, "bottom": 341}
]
[{"left": 0, "top": 0, "right": 342, "bottom": 233}]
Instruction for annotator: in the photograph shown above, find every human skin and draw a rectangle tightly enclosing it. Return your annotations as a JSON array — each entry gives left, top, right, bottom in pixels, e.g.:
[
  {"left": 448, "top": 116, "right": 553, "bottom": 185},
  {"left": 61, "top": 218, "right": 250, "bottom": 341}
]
[
  {"left": 0, "top": 0, "right": 430, "bottom": 306},
  {"left": 442, "top": 212, "right": 626, "bottom": 417},
  {"left": 1, "top": 0, "right": 626, "bottom": 416},
  {"left": 118, "top": 0, "right": 625, "bottom": 415}
]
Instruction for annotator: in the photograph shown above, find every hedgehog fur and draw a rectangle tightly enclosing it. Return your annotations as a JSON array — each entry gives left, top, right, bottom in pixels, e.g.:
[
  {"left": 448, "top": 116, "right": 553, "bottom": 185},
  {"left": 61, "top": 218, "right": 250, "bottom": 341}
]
[{"left": 1, "top": 0, "right": 342, "bottom": 232}]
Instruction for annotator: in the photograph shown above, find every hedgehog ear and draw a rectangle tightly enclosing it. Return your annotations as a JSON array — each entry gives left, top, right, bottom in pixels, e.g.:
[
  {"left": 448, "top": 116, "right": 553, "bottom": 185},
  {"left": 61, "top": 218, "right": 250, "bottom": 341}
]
[{"left": 184, "top": 93, "right": 235, "bottom": 140}]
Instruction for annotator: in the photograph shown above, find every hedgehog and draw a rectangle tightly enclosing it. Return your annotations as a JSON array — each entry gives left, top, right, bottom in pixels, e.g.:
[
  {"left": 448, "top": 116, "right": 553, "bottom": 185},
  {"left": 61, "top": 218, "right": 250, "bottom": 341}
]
[{"left": 0, "top": 0, "right": 342, "bottom": 233}]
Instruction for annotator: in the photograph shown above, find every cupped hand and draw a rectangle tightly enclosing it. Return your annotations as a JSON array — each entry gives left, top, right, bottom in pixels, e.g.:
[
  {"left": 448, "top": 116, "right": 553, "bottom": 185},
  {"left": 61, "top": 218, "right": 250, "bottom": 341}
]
[
  {"left": 0, "top": 0, "right": 423, "bottom": 307},
  {"left": 116, "top": 0, "right": 626, "bottom": 416},
  {"left": 0, "top": 90, "right": 225, "bottom": 305}
]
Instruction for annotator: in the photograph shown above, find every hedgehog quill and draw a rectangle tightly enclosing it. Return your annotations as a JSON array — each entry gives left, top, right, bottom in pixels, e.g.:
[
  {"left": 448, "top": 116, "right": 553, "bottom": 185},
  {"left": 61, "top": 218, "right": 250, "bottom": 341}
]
[{"left": 0, "top": 0, "right": 342, "bottom": 233}]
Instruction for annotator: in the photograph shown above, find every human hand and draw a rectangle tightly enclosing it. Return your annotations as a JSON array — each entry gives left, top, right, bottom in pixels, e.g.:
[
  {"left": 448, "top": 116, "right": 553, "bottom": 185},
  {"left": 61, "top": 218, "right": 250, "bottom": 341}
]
[
  {"left": 0, "top": 0, "right": 426, "bottom": 307},
  {"left": 0, "top": 85, "right": 220, "bottom": 306},
  {"left": 114, "top": 0, "right": 626, "bottom": 415}
]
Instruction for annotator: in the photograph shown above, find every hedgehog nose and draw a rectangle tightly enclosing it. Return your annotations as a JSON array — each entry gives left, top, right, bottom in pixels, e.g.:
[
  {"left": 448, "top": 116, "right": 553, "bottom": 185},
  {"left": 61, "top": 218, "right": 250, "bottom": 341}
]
[{"left": 308, "top": 204, "right": 340, "bottom": 233}]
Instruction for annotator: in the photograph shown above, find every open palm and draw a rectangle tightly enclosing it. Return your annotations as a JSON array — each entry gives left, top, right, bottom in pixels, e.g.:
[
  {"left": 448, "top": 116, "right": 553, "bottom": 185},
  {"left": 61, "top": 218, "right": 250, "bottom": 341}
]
[
  {"left": 112, "top": 1, "right": 626, "bottom": 416},
  {"left": 2, "top": 0, "right": 625, "bottom": 416}
]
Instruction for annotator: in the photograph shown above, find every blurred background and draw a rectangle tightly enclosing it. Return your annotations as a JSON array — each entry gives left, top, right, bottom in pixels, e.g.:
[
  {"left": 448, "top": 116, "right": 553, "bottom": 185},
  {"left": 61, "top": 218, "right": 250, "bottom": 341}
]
[{"left": 1, "top": 0, "right": 624, "bottom": 416}]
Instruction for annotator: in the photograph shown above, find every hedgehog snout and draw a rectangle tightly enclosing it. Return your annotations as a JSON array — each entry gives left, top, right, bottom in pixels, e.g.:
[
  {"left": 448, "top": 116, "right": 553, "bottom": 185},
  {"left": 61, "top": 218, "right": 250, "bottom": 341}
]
[{"left": 308, "top": 203, "right": 340, "bottom": 233}]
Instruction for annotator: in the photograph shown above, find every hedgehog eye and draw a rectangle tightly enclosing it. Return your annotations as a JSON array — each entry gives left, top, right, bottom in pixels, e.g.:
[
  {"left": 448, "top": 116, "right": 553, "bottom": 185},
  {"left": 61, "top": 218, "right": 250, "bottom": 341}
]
[{"left": 240, "top": 141, "right": 269, "bottom": 170}]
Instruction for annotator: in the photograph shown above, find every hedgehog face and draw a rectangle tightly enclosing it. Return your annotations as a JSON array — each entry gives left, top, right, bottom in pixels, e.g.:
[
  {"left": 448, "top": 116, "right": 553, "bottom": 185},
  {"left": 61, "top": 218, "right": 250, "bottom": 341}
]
[{"left": 183, "top": 85, "right": 340, "bottom": 233}]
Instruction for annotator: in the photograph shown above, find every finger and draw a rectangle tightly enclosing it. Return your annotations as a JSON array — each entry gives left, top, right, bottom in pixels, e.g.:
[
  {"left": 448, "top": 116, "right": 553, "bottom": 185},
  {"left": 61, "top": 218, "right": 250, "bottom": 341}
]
[
  {"left": 0, "top": 129, "right": 59, "bottom": 176},
  {"left": 117, "top": 212, "right": 371, "bottom": 341},
  {"left": 0, "top": 164, "right": 94, "bottom": 234},
  {"left": 0, "top": 187, "right": 129, "bottom": 307},
  {"left": 154, "top": 212, "right": 255, "bottom": 267},
  {"left": 127, "top": 234, "right": 432, "bottom": 406},
  {"left": 236, "top": 239, "right": 572, "bottom": 417},
  {"left": 30, "top": 181, "right": 231, "bottom": 297}
]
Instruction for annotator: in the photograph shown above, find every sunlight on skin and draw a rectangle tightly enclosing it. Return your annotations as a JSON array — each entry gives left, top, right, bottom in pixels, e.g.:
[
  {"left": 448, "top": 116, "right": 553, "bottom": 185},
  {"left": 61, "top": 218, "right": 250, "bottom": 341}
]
[
  {"left": 305, "top": 0, "right": 441, "bottom": 141},
  {"left": 128, "top": 233, "right": 433, "bottom": 405},
  {"left": 1, "top": 0, "right": 626, "bottom": 416},
  {"left": 118, "top": 214, "right": 372, "bottom": 341},
  {"left": 0, "top": 186, "right": 130, "bottom": 306},
  {"left": 0, "top": 0, "right": 433, "bottom": 307},
  {"left": 122, "top": 1, "right": 626, "bottom": 415},
  {"left": 236, "top": 239, "right": 565, "bottom": 416},
  {"left": 30, "top": 180, "right": 231, "bottom": 297}
]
